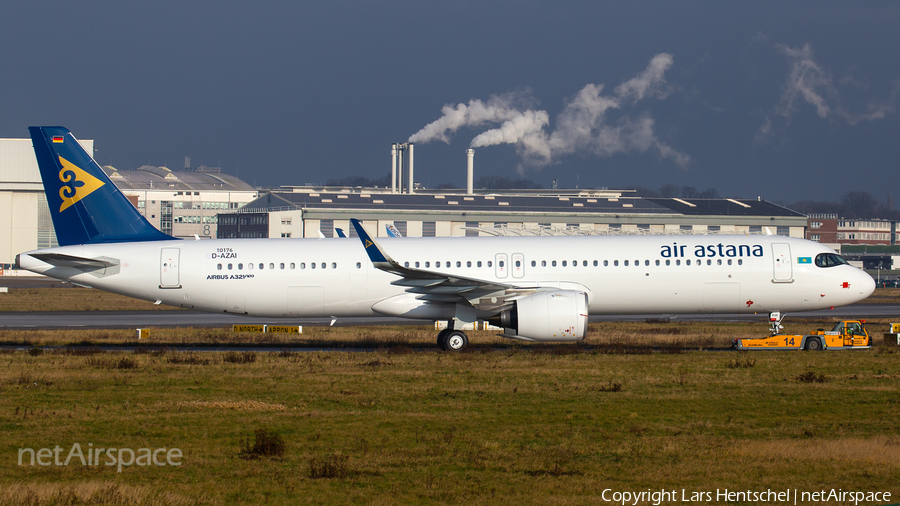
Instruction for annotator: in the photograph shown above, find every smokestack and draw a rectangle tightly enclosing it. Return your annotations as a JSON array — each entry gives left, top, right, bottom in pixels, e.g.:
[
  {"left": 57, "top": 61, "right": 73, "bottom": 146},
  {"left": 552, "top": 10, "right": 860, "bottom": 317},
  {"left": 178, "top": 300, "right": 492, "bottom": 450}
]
[
  {"left": 391, "top": 144, "right": 397, "bottom": 193},
  {"left": 408, "top": 143, "right": 414, "bottom": 194},
  {"left": 397, "top": 146, "right": 404, "bottom": 193},
  {"left": 466, "top": 149, "right": 474, "bottom": 195}
]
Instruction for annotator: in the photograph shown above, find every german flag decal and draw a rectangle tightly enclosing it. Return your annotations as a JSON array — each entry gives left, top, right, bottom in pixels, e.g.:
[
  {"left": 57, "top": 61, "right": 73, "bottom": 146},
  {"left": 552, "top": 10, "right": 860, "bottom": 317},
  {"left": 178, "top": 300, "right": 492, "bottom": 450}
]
[{"left": 52, "top": 136, "right": 64, "bottom": 143}]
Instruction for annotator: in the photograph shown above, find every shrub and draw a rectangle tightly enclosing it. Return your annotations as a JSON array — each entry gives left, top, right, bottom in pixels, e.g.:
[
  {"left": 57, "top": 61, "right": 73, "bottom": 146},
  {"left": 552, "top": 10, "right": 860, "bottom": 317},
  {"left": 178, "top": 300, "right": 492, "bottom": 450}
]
[
  {"left": 239, "top": 426, "right": 286, "bottom": 459},
  {"left": 308, "top": 453, "right": 349, "bottom": 479},
  {"left": 224, "top": 351, "right": 257, "bottom": 364},
  {"left": 796, "top": 371, "right": 827, "bottom": 383}
]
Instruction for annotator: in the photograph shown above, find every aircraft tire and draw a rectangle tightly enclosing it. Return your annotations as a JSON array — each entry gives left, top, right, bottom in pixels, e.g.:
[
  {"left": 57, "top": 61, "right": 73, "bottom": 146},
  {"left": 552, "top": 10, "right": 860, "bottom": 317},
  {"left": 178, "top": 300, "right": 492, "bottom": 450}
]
[
  {"left": 805, "top": 337, "right": 823, "bottom": 351},
  {"left": 436, "top": 329, "right": 450, "bottom": 351},
  {"left": 444, "top": 330, "right": 468, "bottom": 352}
]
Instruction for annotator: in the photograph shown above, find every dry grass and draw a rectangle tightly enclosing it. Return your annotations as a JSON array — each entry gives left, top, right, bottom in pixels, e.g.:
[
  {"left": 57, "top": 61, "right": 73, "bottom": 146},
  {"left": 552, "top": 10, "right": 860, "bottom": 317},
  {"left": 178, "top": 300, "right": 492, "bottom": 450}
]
[
  {"left": 0, "top": 287, "right": 180, "bottom": 312},
  {"left": 0, "top": 482, "right": 195, "bottom": 505},
  {"left": 735, "top": 436, "right": 900, "bottom": 467}
]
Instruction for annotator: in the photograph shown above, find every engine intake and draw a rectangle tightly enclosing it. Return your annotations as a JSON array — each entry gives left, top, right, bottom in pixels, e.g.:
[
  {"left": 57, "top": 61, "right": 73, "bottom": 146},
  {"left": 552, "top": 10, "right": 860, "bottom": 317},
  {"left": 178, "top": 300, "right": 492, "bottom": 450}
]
[{"left": 488, "top": 290, "right": 588, "bottom": 342}]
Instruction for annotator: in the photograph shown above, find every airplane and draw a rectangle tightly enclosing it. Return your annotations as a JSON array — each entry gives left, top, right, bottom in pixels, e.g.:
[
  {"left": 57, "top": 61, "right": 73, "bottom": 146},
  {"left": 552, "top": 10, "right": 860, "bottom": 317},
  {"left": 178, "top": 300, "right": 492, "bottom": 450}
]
[
  {"left": 16, "top": 126, "right": 876, "bottom": 351},
  {"left": 385, "top": 224, "right": 402, "bottom": 237}
]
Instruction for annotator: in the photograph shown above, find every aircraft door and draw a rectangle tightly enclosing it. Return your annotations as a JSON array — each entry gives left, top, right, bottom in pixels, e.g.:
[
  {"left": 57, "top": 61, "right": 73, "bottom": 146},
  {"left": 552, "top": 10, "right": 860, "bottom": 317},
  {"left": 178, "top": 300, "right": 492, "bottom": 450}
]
[
  {"left": 495, "top": 253, "right": 508, "bottom": 278},
  {"left": 772, "top": 243, "right": 793, "bottom": 282},
  {"left": 511, "top": 253, "right": 525, "bottom": 278},
  {"left": 160, "top": 248, "right": 181, "bottom": 288}
]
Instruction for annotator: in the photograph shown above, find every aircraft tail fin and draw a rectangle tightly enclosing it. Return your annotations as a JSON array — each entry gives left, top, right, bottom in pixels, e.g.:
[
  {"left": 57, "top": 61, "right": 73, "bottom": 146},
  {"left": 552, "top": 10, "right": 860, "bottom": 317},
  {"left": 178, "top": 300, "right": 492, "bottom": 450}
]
[{"left": 29, "top": 126, "right": 174, "bottom": 246}]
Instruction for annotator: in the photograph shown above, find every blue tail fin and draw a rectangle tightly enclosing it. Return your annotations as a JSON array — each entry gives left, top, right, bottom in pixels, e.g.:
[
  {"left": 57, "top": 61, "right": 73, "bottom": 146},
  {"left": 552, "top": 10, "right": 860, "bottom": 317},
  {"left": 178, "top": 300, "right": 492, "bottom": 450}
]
[{"left": 29, "top": 126, "right": 174, "bottom": 246}]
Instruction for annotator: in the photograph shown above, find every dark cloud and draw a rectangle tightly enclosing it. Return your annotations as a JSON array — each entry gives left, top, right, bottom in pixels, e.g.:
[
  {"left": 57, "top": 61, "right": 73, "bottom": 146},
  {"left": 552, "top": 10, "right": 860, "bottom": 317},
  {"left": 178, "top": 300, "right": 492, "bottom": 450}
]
[{"left": 1, "top": 2, "right": 899, "bottom": 201}]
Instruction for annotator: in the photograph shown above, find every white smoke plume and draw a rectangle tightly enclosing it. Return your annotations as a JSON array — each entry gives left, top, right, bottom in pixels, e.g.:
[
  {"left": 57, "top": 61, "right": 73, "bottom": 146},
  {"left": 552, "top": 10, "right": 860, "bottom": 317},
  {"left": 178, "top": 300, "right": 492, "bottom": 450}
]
[
  {"left": 407, "top": 91, "right": 533, "bottom": 144},
  {"left": 776, "top": 43, "right": 834, "bottom": 119},
  {"left": 758, "top": 43, "right": 897, "bottom": 141},
  {"left": 409, "top": 53, "right": 688, "bottom": 170}
]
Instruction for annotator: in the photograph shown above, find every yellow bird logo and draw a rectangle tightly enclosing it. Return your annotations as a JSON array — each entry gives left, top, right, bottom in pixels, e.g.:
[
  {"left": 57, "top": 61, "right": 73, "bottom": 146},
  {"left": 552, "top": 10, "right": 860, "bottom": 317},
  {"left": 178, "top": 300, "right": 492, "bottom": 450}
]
[{"left": 364, "top": 240, "right": 373, "bottom": 249}]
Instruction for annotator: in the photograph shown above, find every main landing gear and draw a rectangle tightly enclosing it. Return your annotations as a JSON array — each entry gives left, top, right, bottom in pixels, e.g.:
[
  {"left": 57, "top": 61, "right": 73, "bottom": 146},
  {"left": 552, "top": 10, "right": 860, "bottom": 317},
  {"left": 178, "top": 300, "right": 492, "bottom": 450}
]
[{"left": 436, "top": 326, "right": 469, "bottom": 352}]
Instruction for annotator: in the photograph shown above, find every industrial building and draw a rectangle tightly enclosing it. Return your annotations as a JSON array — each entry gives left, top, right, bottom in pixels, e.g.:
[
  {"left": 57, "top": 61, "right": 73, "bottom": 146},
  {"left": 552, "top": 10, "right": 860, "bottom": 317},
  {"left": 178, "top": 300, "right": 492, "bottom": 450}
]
[
  {"left": 104, "top": 165, "right": 257, "bottom": 239},
  {"left": 217, "top": 187, "right": 809, "bottom": 240}
]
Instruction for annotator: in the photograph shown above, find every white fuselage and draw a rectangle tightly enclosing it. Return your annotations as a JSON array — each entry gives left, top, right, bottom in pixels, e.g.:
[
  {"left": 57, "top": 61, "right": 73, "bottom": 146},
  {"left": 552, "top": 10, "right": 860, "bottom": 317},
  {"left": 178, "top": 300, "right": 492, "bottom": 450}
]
[{"left": 19, "top": 234, "right": 874, "bottom": 318}]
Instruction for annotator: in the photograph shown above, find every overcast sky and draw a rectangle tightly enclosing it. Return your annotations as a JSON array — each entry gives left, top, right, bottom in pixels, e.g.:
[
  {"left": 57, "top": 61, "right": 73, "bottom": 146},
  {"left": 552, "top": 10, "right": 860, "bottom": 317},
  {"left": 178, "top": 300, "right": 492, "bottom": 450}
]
[{"left": 2, "top": 1, "right": 898, "bottom": 202}]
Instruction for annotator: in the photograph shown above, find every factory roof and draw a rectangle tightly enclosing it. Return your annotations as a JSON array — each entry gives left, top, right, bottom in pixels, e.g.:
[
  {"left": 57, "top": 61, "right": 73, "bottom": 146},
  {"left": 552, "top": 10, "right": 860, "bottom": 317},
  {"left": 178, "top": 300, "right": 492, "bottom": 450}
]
[
  {"left": 103, "top": 165, "right": 255, "bottom": 192},
  {"left": 237, "top": 191, "right": 804, "bottom": 218}
]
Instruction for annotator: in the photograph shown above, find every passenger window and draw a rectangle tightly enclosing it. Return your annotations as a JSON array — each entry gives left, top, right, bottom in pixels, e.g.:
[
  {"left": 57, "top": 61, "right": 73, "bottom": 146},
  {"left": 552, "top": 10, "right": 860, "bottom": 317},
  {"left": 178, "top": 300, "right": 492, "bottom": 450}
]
[
  {"left": 563, "top": 260, "right": 568, "bottom": 267},
  {"left": 531, "top": 260, "right": 536, "bottom": 267},
  {"left": 707, "top": 259, "right": 711, "bottom": 266},
  {"left": 248, "top": 263, "right": 254, "bottom": 270},
  {"left": 717, "top": 259, "right": 722, "bottom": 265},
  {"left": 477, "top": 261, "right": 482, "bottom": 267},
  {"left": 467, "top": 261, "right": 472, "bottom": 267},
  {"left": 217, "top": 264, "right": 222, "bottom": 270},
  {"left": 727, "top": 259, "right": 732, "bottom": 265},
  {"left": 445, "top": 261, "right": 450, "bottom": 268},
  {"left": 583, "top": 260, "right": 588, "bottom": 267},
  {"left": 228, "top": 263, "right": 233, "bottom": 270},
  {"left": 676, "top": 260, "right": 681, "bottom": 266},
  {"left": 488, "top": 261, "right": 493, "bottom": 267},
  {"left": 300, "top": 263, "right": 306, "bottom": 269},
  {"left": 404, "top": 262, "right": 409, "bottom": 268},
  {"left": 655, "top": 260, "right": 659, "bottom": 266},
  {"left": 614, "top": 260, "right": 619, "bottom": 266},
  {"left": 623, "top": 260, "right": 628, "bottom": 266},
  {"left": 603, "top": 260, "right": 608, "bottom": 266},
  {"left": 552, "top": 260, "right": 557, "bottom": 267},
  {"left": 515, "top": 260, "right": 521, "bottom": 267},
  {"left": 456, "top": 261, "right": 461, "bottom": 267},
  {"left": 499, "top": 261, "right": 504, "bottom": 267},
  {"left": 280, "top": 263, "right": 284, "bottom": 269},
  {"left": 311, "top": 263, "right": 316, "bottom": 269},
  {"left": 415, "top": 262, "right": 420, "bottom": 268},
  {"left": 258, "top": 263, "right": 263, "bottom": 270},
  {"left": 356, "top": 262, "right": 361, "bottom": 269},
  {"left": 290, "top": 263, "right": 295, "bottom": 269},
  {"left": 332, "top": 262, "right": 337, "bottom": 269},
  {"left": 238, "top": 263, "right": 243, "bottom": 270},
  {"left": 738, "top": 259, "right": 743, "bottom": 265},
  {"left": 634, "top": 260, "right": 639, "bottom": 266},
  {"left": 665, "top": 260, "right": 670, "bottom": 266},
  {"left": 685, "top": 260, "right": 690, "bottom": 266},
  {"left": 644, "top": 260, "right": 649, "bottom": 266},
  {"left": 425, "top": 261, "right": 430, "bottom": 268},
  {"left": 542, "top": 260, "right": 547, "bottom": 267},
  {"left": 269, "top": 263, "right": 275, "bottom": 270}
]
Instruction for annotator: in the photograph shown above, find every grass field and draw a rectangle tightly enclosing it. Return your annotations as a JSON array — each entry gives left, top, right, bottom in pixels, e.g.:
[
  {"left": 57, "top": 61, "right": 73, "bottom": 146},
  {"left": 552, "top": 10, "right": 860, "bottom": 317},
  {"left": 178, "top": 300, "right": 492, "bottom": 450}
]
[{"left": 1, "top": 325, "right": 899, "bottom": 505}]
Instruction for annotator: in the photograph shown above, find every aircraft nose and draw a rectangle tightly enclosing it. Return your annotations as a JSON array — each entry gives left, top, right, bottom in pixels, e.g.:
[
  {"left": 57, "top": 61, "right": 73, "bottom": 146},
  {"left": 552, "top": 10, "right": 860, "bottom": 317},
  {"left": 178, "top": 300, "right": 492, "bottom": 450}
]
[{"left": 858, "top": 269, "right": 876, "bottom": 300}]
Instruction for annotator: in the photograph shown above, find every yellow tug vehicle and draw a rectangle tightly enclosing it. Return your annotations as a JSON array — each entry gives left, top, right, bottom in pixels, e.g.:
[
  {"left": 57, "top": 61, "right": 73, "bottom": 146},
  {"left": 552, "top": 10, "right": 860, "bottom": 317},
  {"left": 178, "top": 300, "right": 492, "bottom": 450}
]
[{"left": 734, "top": 315, "right": 872, "bottom": 351}]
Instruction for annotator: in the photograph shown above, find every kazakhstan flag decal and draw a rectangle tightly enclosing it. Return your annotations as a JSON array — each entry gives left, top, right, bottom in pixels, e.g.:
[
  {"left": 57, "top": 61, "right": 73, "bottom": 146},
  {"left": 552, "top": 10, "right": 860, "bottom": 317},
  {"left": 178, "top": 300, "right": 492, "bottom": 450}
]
[{"left": 798, "top": 257, "right": 812, "bottom": 264}]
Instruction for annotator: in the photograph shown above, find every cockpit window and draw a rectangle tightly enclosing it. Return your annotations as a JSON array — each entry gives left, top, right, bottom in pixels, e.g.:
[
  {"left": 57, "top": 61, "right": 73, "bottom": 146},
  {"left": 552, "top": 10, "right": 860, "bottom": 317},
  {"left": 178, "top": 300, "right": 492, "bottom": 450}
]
[{"left": 815, "top": 253, "right": 848, "bottom": 268}]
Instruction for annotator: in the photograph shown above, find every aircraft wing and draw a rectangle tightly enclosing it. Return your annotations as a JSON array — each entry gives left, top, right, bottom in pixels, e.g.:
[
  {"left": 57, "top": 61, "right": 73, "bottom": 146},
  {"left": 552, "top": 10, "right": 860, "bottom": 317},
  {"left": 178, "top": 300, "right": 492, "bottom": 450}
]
[{"left": 351, "top": 219, "right": 522, "bottom": 308}]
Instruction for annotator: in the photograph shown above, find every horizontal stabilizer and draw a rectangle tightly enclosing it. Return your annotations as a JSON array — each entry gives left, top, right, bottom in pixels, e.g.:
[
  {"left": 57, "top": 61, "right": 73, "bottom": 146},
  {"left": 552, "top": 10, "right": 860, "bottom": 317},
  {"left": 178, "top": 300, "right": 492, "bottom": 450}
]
[{"left": 29, "top": 253, "right": 119, "bottom": 271}]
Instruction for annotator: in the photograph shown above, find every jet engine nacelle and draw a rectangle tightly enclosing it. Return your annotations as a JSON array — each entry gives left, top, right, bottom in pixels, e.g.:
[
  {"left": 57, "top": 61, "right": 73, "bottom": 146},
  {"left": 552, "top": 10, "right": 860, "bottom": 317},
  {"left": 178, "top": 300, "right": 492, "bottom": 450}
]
[{"left": 489, "top": 290, "right": 588, "bottom": 342}]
